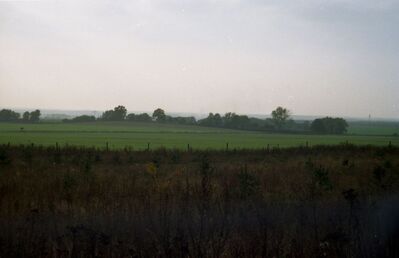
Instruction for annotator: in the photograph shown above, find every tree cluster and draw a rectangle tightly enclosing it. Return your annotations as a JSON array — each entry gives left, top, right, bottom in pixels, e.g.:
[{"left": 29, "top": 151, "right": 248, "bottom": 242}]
[
  {"left": 98, "top": 107, "right": 196, "bottom": 125},
  {"left": 310, "top": 117, "right": 348, "bottom": 134},
  {"left": 126, "top": 113, "right": 152, "bottom": 122},
  {"left": 0, "top": 109, "right": 41, "bottom": 123},
  {"left": 22, "top": 110, "right": 41, "bottom": 122},
  {"left": 198, "top": 107, "right": 297, "bottom": 132},
  {"left": 101, "top": 106, "right": 127, "bottom": 121},
  {"left": 0, "top": 109, "right": 20, "bottom": 122},
  {"left": 199, "top": 112, "right": 254, "bottom": 129},
  {"left": 62, "top": 115, "right": 96, "bottom": 123}
]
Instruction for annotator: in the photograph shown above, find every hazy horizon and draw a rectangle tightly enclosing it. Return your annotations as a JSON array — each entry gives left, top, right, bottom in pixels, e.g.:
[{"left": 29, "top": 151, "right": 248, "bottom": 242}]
[
  {"left": 1, "top": 1, "right": 398, "bottom": 119},
  {"left": 2, "top": 107, "right": 398, "bottom": 122}
]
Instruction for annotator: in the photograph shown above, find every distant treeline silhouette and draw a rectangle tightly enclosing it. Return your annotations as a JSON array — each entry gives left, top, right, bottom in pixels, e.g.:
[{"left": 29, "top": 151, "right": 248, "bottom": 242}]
[
  {"left": 89, "top": 105, "right": 348, "bottom": 134},
  {"left": 0, "top": 106, "right": 348, "bottom": 134},
  {"left": 0, "top": 109, "right": 41, "bottom": 123}
]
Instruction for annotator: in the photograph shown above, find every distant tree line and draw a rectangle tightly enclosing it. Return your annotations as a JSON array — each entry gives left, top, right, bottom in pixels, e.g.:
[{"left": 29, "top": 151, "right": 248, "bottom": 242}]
[
  {"left": 0, "top": 106, "right": 348, "bottom": 135},
  {"left": 85, "top": 105, "right": 347, "bottom": 135},
  {"left": 0, "top": 109, "right": 41, "bottom": 123},
  {"left": 62, "top": 115, "right": 96, "bottom": 123}
]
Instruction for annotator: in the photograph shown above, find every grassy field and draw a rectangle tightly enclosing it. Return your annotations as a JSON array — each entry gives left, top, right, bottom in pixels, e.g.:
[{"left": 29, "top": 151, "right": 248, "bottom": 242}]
[
  {"left": 347, "top": 121, "right": 399, "bottom": 135},
  {"left": 0, "top": 121, "right": 398, "bottom": 149}
]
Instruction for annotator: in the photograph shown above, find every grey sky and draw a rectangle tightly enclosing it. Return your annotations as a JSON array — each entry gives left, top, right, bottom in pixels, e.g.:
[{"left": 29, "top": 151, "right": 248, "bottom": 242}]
[{"left": 0, "top": 0, "right": 398, "bottom": 118}]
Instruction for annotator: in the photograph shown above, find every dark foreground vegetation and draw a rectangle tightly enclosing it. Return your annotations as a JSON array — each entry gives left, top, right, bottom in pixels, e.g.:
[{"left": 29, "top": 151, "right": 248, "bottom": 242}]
[{"left": 0, "top": 144, "right": 398, "bottom": 257}]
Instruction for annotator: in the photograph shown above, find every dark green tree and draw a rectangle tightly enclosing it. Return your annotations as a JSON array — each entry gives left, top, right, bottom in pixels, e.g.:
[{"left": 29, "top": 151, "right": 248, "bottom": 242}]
[
  {"left": 113, "top": 105, "right": 127, "bottom": 120},
  {"left": 67, "top": 115, "right": 96, "bottom": 122},
  {"left": 311, "top": 117, "right": 348, "bottom": 134},
  {"left": 136, "top": 113, "right": 152, "bottom": 122},
  {"left": 126, "top": 113, "right": 152, "bottom": 122},
  {"left": 198, "top": 113, "right": 223, "bottom": 127},
  {"left": 212, "top": 113, "right": 223, "bottom": 126},
  {"left": 223, "top": 112, "right": 250, "bottom": 129},
  {"left": 0, "top": 109, "right": 20, "bottom": 122},
  {"left": 29, "top": 110, "right": 41, "bottom": 122},
  {"left": 271, "top": 106, "right": 290, "bottom": 130},
  {"left": 22, "top": 111, "right": 30, "bottom": 121},
  {"left": 101, "top": 106, "right": 127, "bottom": 121},
  {"left": 101, "top": 110, "right": 114, "bottom": 121},
  {"left": 126, "top": 113, "right": 136, "bottom": 121},
  {"left": 152, "top": 108, "right": 166, "bottom": 122}
]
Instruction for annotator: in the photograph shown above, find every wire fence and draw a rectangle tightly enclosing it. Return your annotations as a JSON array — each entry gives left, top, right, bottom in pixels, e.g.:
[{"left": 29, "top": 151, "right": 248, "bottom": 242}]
[{"left": 1, "top": 140, "right": 396, "bottom": 152}]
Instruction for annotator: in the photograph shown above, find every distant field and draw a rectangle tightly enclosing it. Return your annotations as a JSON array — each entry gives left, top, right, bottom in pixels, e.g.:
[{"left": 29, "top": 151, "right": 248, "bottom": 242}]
[
  {"left": 0, "top": 121, "right": 398, "bottom": 149},
  {"left": 347, "top": 121, "right": 399, "bottom": 135}
]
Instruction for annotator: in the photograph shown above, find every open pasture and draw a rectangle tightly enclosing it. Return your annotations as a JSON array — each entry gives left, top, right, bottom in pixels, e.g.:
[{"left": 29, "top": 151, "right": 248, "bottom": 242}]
[
  {"left": 347, "top": 121, "right": 399, "bottom": 136},
  {"left": 0, "top": 121, "right": 398, "bottom": 149}
]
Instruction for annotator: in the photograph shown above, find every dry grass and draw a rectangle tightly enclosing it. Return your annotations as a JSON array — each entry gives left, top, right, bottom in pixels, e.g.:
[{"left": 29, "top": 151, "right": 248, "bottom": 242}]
[{"left": 0, "top": 144, "right": 398, "bottom": 257}]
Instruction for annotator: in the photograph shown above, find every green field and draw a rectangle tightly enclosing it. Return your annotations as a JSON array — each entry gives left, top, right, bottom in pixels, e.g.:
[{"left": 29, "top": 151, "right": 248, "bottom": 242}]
[
  {"left": 0, "top": 121, "right": 398, "bottom": 150},
  {"left": 347, "top": 121, "right": 399, "bottom": 135}
]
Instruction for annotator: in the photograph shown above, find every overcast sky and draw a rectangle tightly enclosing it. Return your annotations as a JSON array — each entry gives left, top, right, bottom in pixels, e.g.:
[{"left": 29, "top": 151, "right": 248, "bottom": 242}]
[{"left": 0, "top": 0, "right": 398, "bottom": 118}]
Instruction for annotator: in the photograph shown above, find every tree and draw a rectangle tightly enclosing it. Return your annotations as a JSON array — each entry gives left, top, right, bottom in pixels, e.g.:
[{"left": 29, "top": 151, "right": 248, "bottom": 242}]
[
  {"left": 152, "top": 108, "right": 166, "bottom": 122},
  {"left": 126, "top": 113, "right": 152, "bottom": 122},
  {"left": 22, "top": 111, "right": 30, "bottom": 121},
  {"left": 212, "top": 113, "right": 223, "bottom": 126},
  {"left": 136, "top": 113, "right": 152, "bottom": 122},
  {"left": 223, "top": 112, "right": 250, "bottom": 129},
  {"left": 310, "top": 119, "right": 325, "bottom": 133},
  {"left": 63, "top": 115, "right": 96, "bottom": 123},
  {"left": 101, "top": 105, "right": 127, "bottom": 121},
  {"left": 29, "top": 110, "right": 41, "bottom": 122},
  {"left": 198, "top": 113, "right": 223, "bottom": 127},
  {"left": 271, "top": 106, "right": 290, "bottom": 130},
  {"left": 311, "top": 117, "right": 348, "bottom": 134},
  {"left": 0, "top": 109, "right": 20, "bottom": 122},
  {"left": 168, "top": 116, "right": 197, "bottom": 125},
  {"left": 126, "top": 113, "right": 136, "bottom": 121},
  {"left": 113, "top": 105, "right": 127, "bottom": 120},
  {"left": 101, "top": 110, "right": 114, "bottom": 121}
]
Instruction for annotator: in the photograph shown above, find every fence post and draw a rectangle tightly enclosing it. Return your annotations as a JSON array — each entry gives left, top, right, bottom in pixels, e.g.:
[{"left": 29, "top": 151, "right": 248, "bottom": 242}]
[
  {"left": 55, "top": 142, "right": 59, "bottom": 150},
  {"left": 187, "top": 144, "right": 190, "bottom": 152},
  {"left": 226, "top": 143, "right": 229, "bottom": 151},
  {"left": 389, "top": 141, "right": 392, "bottom": 147},
  {"left": 106, "top": 142, "right": 109, "bottom": 151},
  {"left": 147, "top": 142, "right": 150, "bottom": 151}
]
